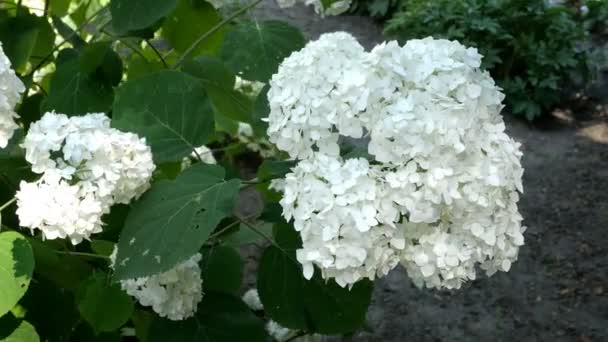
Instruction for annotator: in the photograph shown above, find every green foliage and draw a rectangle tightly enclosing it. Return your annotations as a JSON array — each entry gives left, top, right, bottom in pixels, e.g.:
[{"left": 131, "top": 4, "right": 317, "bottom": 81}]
[
  {"left": 184, "top": 56, "right": 253, "bottom": 123},
  {"left": 349, "top": 0, "right": 400, "bottom": 18},
  {"left": 221, "top": 20, "right": 306, "bottom": 82},
  {"left": 42, "top": 44, "right": 120, "bottom": 116},
  {"left": 77, "top": 273, "right": 134, "bottom": 333},
  {"left": 0, "top": 11, "right": 55, "bottom": 72},
  {"left": 112, "top": 70, "right": 215, "bottom": 163},
  {"left": 200, "top": 246, "right": 243, "bottom": 294},
  {"left": 161, "top": 0, "right": 225, "bottom": 57},
  {"left": 0, "top": 314, "right": 39, "bottom": 342},
  {"left": 113, "top": 164, "right": 241, "bottom": 279},
  {"left": 257, "top": 224, "right": 374, "bottom": 334},
  {"left": 111, "top": 0, "right": 178, "bottom": 34},
  {"left": 0, "top": 0, "right": 377, "bottom": 340},
  {"left": 148, "top": 292, "right": 268, "bottom": 342},
  {"left": 385, "top": 0, "right": 596, "bottom": 120},
  {"left": 0, "top": 232, "right": 34, "bottom": 317}
]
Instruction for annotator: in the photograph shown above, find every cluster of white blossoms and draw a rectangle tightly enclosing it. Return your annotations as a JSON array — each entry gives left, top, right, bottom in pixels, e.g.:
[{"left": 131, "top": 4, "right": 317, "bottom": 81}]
[
  {"left": 111, "top": 249, "right": 203, "bottom": 321},
  {"left": 267, "top": 33, "right": 525, "bottom": 289},
  {"left": 16, "top": 112, "right": 155, "bottom": 244},
  {"left": 0, "top": 43, "right": 25, "bottom": 148}
]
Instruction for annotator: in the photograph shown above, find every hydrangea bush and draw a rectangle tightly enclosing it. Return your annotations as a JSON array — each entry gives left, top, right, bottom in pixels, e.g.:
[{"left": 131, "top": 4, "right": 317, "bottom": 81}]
[{"left": 0, "top": 0, "right": 524, "bottom": 340}]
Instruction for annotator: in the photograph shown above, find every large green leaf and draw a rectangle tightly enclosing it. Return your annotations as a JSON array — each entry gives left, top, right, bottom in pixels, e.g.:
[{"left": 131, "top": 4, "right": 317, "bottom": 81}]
[
  {"left": 162, "top": 0, "right": 224, "bottom": 58},
  {"left": 257, "top": 224, "right": 373, "bottom": 334},
  {"left": 41, "top": 59, "right": 114, "bottom": 116},
  {"left": 0, "top": 231, "right": 34, "bottom": 317},
  {"left": 112, "top": 70, "right": 215, "bottom": 163},
  {"left": 184, "top": 56, "right": 252, "bottom": 123},
  {"left": 113, "top": 164, "right": 241, "bottom": 280},
  {"left": 79, "top": 42, "right": 123, "bottom": 86},
  {"left": 0, "top": 13, "right": 43, "bottom": 72},
  {"left": 200, "top": 246, "right": 242, "bottom": 294},
  {"left": 0, "top": 317, "right": 39, "bottom": 342},
  {"left": 77, "top": 273, "right": 134, "bottom": 333},
  {"left": 221, "top": 20, "right": 305, "bottom": 82},
  {"left": 148, "top": 292, "right": 267, "bottom": 342},
  {"left": 110, "top": 0, "right": 178, "bottom": 34}
]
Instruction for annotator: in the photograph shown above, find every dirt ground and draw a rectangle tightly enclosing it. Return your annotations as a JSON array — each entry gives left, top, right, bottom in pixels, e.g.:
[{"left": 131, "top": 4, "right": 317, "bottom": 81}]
[{"left": 246, "top": 2, "right": 608, "bottom": 341}]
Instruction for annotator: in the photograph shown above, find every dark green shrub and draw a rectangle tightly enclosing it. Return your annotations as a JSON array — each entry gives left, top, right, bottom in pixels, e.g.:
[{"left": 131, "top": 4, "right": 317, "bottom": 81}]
[
  {"left": 385, "top": 0, "right": 595, "bottom": 120},
  {"left": 349, "top": 0, "right": 400, "bottom": 18}
]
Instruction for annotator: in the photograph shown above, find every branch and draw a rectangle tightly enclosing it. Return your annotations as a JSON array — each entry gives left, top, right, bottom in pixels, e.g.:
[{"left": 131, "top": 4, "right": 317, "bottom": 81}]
[{"left": 172, "top": 0, "right": 263, "bottom": 69}]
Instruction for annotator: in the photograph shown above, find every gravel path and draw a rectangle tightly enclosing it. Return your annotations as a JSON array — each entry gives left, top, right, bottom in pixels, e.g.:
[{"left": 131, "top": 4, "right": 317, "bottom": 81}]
[{"left": 247, "top": 2, "right": 608, "bottom": 340}]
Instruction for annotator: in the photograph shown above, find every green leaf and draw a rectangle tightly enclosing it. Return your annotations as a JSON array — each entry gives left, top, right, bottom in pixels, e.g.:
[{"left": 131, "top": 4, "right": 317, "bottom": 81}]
[
  {"left": 221, "top": 20, "right": 305, "bottom": 82},
  {"left": 50, "top": 0, "right": 72, "bottom": 17},
  {"left": 20, "top": 277, "right": 80, "bottom": 342},
  {"left": 79, "top": 42, "right": 124, "bottom": 86},
  {"left": 0, "top": 317, "right": 39, "bottom": 342},
  {"left": 257, "top": 159, "right": 296, "bottom": 182},
  {"left": 257, "top": 225, "right": 373, "bottom": 334},
  {"left": 223, "top": 222, "right": 272, "bottom": 247},
  {"left": 0, "top": 14, "right": 40, "bottom": 72},
  {"left": 184, "top": 56, "right": 253, "bottom": 123},
  {"left": 27, "top": 238, "right": 92, "bottom": 291},
  {"left": 90, "top": 240, "right": 115, "bottom": 257},
  {"left": 42, "top": 59, "right": 114, "bottom": 116},
  {"left": 251, "top": 85, "right": 270, "bottom": 136},
  {"left": 148, "top": 292, "right": 267, "bottom": 342},
  {"left": 112, "top": 70, "right": 215, "bottom": 163},
  {"left": 200, "top": 246, "right": 242, "bottom": 294},
  {"left": 113, "top": 163, "right": 241, "bottom": 280},
  {"left": 110, "top": 0, "right": 178, "bottom": 34},
  {"left": 77, "top": 273, "right": 134, "bottom": 333},
  {"left": 0, "top": 231, "right": 34, "bottom": 317},
  {"left": 161, "top": 0, "right": 224, "bottom": 59},
  {"left": 16, "top": 93, "right": 44, "bottom": 130},
  {"left": 51, "top": 15, "right": 86, "bottom": 50}
]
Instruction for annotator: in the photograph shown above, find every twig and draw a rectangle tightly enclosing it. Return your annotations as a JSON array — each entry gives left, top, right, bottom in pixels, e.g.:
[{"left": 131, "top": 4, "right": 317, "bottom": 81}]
[
  {"left": 146, "top": 39, "right": 168, "bottom": 68},
  {"left": 27, "top": 6, "right": 107, "bottom": 77},
  {"left": 54, "top": 250, "right": 109, "bottom": 260},
  {"left": 0, "top": 197, "right": 16, "bottom": 212},
  {"left": 172, "top": 0, "right": 263, "bottom": 69}
]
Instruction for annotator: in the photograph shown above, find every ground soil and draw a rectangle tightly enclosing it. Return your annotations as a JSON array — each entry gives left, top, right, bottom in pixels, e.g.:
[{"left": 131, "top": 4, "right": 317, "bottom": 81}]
[{"left": 243, "top": 2, "right": 608, "bottom": 341}]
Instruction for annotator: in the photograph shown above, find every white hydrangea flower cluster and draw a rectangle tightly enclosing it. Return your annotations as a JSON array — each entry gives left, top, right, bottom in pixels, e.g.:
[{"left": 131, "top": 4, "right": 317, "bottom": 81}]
[
  {"left": 111, "top": 249, "right": 203, "bottom": 321},
  {"left": 16, "top": 112, "right": 155, "bottom": 244},
  {"left": 0, "top": 42, "right": 25, "bottom": 148},
  {"left": 267, "top": 33, "right": 525, "bottom": 289},
  {"left": 272, "top": 154, "right": 405, "bottom": 287}
]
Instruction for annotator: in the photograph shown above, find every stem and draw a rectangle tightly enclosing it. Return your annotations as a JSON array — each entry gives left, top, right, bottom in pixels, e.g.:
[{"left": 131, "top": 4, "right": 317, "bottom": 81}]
[
  {"left": 172, "top": 0, "right": 263, "bottom": 69},
  {"left": 43, "top": 0, "right": 49, "bottom": 16},
  {"left": 241, "top": 179, "right": 260, "bottom": 185},
  {"left": 102, "top": 29, "right": 149, "bottom": 62},
  {"left": 285, "top": 332, "right": 307, "bottom": 342},
  {"left": 27, "top": 5, "right": 107, "bottom": 77},
  {"left": 191, "top": 147, "right": 203, "bottom": 162},
  {"left": 207, "top": 220, "right": 241, "bottom": 241},
  {"left": 54, "top": 250, "right": 109, "bottom": 260},
  {"left": 239, "top": 219, "right": 301, "bottom": 267},
  {"left": 0, "top": 198, "right": 16, "bottom": 212},
  {"left": 146, "top": 40, "right": 168, "bottom": 68}
]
